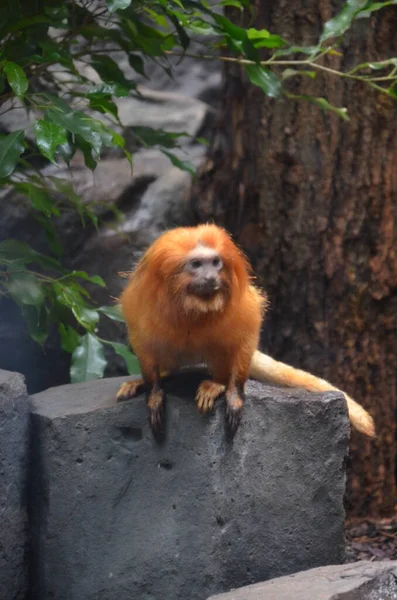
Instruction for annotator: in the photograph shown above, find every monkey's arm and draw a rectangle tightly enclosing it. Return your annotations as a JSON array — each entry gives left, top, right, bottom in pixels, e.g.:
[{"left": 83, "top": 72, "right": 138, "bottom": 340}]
[{"left": 249, "top": 350, "right": 375, "bottom": 438}]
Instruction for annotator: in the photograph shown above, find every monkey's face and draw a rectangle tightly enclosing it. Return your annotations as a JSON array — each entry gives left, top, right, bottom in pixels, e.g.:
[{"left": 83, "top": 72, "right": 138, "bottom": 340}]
[{"left": 184, "top": 246, "right": 224, "bottom": 299}]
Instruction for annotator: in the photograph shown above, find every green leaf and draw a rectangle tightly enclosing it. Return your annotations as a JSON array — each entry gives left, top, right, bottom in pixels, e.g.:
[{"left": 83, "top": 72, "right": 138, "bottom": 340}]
[
  {"left": 0, "top": 240, "right": 36, "bottom": 264},
  {"left": 54, "top": 141, "right": 76, "bottom": 166},
  {"left": 110, "top": 130, "right": 125, "bottom": 148},
  {"left": 274, "top": 45, "right": 321, "bottom": 58},
  {"left": 91, "top": 55, "right": 135, "bottom": 90},
  {"left": 45, "top": 103, "right": 115, "bottom": 156},
  {"left": 0, "top": 130, "right": 24, "bottom": 178},
  {"left": 162, "top": 150, "right": 196, "bottom": 175},
  {"left": 34, "top": 120, "right": 68, "bottom": 164},
  {"left": 47, "top": 176, "right": 98, "bottom": 229},
  {"left": 74, "top": 135, "right": 97, "bottom": 170},
  {"left": 70, "top": 333, "right": 107, "bottom": 382},
  {"left": 290, "top": 94, "right": 350, "bottom": 121},
  {"left": 87, "top": 83, "right": 129, "bottom": 98},
  {"left": 168, "top": 14, "right": 190, "bottom": 50},
  {"left": 107, "top": 0, "right": 132, "bottom": 11},
  {"left": 34, "top": 214, "right": 63, "bottom": 257},
  {"left": 6, "top": 272, "right": 44, "bottom": 308},
  {"left": 88, "top": 95, "right": 119, "bottom": 120},
  {"left": 145, "top": 6, "right": 169, "bottom": 28},
  {"left": 184, "top": 19, "right": 217, "bottom": 36},
  {"left": 54, "top": 283, "right": 99, "bottom": 330},
  {"left": 19, "top": 304, "right": 48, "bottom": 346},
  {"left": 59, "top": 324, "right": 80, "bottom": 353},
  {"left": 7, "top": 15, "right": 51, "bottom": 33},
  {"left": 99, "top": 304, "right": 125, "bottom": 322},
  {"left": 282, "top": 69, "right": 316, "bottom": 80},
  {"left": 108, "top": 341, "right": 140, "bottom": 375},
  {"left": 219, "top": 0, "right": 244, "bottom": 9},
  {"left": 358, "top": 0, "right": 397, "bottom": 17},
  {"left": 38, "top": 40, "right": 75, "bottom": 70},
  {"left": 43, "top": 5, "right": 69, "bottom": 25},
  {"left": 5, "top": 270, "right": 47, "bottom": 345},
  {"left": 131, "top": 126, "right": 187, "bottom": 148},
  {"left": 27, "top": 185, "right": 56, "bottom": 218},
  {"left": 367, "top": 58, "right": 397, "bottom": 70},
  {"left": 3, "top": 61, "right": 28, "bottom": 97},
  {"left": 212, "top": 13, "right": 247, "bottom": 41},
  {"left": 320, "top": 0, "right": 369, "bottom": 43},
  {"left": 245, "top": 64, "right": 281, "bottom": 98},
  {"left": 128, "top": 54, "right": 147, "bottom": 77},
  {"left": 69, "top": 271, "right": 106, "bottom": 287},
  {"left": 0, "top": 239, "right": 61, "bottom": 271},
  {"left": 246, "top": 28, "right": 286, "bottom": 49},
  {"left": 387, "top": 85, "right": 397, "bottom": 99},
  {"left": 15, "top": 182, "right": 59, "bottom": 218},
  {"left": 127, "top": 20, "right": 176, "bottom": 56}
]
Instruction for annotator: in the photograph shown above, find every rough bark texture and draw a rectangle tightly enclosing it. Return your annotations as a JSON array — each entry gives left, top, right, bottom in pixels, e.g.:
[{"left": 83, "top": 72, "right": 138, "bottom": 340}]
[{"left": 193, "top": 1, "right": 397, "bottom": 516}]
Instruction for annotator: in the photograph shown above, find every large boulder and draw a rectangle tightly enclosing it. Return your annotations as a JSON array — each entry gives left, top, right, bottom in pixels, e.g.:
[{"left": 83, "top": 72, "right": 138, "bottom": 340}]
[
  {"left": 29, "top": 375, "right": 349, "bottom": 600},
  {"left": 0, "top": 370, "right": 29, "bottom": 600},
  {"left": 207, "top": 560, "right": 397, "bottom": 600}
]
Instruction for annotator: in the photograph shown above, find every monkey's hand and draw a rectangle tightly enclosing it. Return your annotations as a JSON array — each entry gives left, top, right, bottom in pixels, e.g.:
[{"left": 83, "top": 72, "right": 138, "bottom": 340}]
[
  {"left": 225, "top": 388, "right": 243, "bottom": 438},
  {"left": 147, "top": 389, "right": 165, "bottom": 438},
  {"left": 116, "top": 378, "right": 145, "bottom": 402},
  {"left": 196, "top": 380, "right": 225, "bottom": 414}
]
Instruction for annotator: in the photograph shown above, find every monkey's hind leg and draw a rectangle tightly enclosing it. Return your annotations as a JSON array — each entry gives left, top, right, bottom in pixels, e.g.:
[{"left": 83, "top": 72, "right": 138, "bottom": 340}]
[
  {"left": 196, "top": 380, "right": 225, "bottom": 414},
  {"left": 225, "top": 382, "right": 244, "bottom": 439},
  {"left": 144, "top": 366, "right": 165, "bottom": 440},
  {"left": 116, "top": 378, "right": 145, "bottom": 402}
]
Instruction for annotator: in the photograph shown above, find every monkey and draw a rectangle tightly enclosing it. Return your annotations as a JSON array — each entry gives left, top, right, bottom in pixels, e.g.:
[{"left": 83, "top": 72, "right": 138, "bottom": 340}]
[{"left": 116, "top": 223, "right": 375, "bottom": 441}]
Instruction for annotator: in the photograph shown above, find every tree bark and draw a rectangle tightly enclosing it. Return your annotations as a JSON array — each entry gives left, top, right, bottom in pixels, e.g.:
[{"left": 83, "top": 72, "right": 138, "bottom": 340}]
[{"left": 193, "top": 1, "right": 397, "bottom": 516}]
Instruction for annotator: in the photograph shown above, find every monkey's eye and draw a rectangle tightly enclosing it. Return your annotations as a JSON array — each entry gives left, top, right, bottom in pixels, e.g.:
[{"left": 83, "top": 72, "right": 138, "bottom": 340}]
[
  {"left": 212, "top": 257, "right": 222, "bottom": 269},
  {"left": 190, "top": 259, "right": 202, "bottom": 269}
]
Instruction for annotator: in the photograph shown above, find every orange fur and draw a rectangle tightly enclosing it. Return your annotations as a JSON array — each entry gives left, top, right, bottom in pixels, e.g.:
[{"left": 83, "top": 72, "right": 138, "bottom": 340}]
[
  {"left": 118, "top": 224, "right": 375, "bottom": 439},
  {"left": 121, "top": 224, "right": 264, "bottom": 380}
]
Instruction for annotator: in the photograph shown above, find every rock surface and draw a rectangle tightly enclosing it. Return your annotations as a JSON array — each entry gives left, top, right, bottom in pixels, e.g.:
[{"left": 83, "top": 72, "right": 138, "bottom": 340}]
[
  {"left": 29, "top": 376, "right": 349, "bottom": 600},
  {"left": 0, "top": 370, "right": 29, "bottom": 600},
  {"left": 207, "top": 560, "right": 397, "bottom": 600}
]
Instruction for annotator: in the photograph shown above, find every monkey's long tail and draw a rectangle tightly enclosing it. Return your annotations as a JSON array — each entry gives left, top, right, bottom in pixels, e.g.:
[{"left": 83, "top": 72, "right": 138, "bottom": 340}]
[{"left": 249, "top": 350, "right": 375, "bottom": 438}]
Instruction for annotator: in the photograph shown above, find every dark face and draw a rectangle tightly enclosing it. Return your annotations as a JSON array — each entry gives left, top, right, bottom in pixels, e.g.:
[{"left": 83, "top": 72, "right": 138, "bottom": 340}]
[{"left": 184, "top": 248, "right": 224, "bottom": 298}]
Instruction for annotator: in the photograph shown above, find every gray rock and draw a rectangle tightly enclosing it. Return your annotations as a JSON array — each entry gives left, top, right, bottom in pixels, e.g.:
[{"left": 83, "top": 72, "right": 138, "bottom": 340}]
[
  {"left": 207, "top": 560, "right": 397, "bottom": 600},
  {"left": 0, "top": 370, "right": 29, "bottom": 600},
  {"left": 117, "top": 86, "right": 212, "bottom": 136},
  {"left": 29, "top": 376, "right": 349, "bottom": 600}
]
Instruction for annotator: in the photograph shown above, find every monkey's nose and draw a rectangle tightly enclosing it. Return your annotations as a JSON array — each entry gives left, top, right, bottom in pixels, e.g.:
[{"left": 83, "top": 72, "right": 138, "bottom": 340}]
[{"left": 204, "top": 275, "right": 218, "bottom": 287}]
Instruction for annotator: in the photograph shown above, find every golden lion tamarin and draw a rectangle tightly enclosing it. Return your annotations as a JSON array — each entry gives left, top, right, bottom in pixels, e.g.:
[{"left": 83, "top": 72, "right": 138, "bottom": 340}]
[{"left": 116, "top": 224, "right": 375, "bottom": 440}]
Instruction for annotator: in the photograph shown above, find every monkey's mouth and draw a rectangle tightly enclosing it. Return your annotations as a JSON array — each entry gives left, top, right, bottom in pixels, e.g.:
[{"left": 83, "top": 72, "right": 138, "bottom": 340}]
[{"left": 188, "top": 283, "right": 221, "bottom": 298}]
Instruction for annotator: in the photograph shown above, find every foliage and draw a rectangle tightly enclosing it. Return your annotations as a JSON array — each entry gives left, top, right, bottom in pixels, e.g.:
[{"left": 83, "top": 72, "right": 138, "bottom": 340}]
[{"left": 0, "top": 0, "right": 396, "bottom": 382}]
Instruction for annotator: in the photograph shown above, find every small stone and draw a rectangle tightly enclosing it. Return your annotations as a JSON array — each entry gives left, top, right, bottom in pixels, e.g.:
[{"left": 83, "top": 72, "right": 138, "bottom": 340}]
[{"left": 206, "top": 560, "right": 397, "bottom": 600}]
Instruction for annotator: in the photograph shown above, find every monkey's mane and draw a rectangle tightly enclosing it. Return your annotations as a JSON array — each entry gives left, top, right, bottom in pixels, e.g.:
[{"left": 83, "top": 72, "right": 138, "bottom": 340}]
[{"left": 137, "top": 224, "right": 251, "bottom": 290}]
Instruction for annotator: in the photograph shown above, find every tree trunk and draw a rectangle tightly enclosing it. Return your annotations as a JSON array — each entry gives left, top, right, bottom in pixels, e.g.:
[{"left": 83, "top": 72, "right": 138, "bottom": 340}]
[{"left": 193, "top": 1, "right": 397, "bottom": 516}]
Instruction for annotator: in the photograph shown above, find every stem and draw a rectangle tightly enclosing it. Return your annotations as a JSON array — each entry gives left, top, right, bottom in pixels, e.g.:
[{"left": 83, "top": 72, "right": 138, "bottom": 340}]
[{"left": 164, "top": 51, "right": 397, "bottom": 97}]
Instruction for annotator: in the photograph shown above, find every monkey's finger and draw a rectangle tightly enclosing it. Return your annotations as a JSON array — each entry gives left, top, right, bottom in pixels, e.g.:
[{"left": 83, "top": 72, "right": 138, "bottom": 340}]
[
  {"left": 196, "top": 380, "right": 225, "bottom": 414},
  {"left": 148, "top": 390, "right": 165, "bottom": 440},
  {"left": 116, "top": 379, "right": 145, "bottom": 402},
  {"left": 225, "top": 397, "right": 243, "bottom": 438}
]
